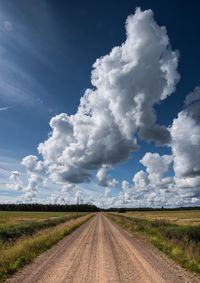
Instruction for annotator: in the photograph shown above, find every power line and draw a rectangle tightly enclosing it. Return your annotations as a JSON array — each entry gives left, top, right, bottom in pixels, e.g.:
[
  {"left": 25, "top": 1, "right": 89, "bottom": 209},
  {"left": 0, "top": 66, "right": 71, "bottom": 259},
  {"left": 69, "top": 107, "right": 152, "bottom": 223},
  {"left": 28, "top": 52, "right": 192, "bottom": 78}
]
[
  {"left": 0, "top": 164, "right": 20, "bottom": 177},
  {"left": 0, "top": 164, "right": 13, "bottom": 173}
]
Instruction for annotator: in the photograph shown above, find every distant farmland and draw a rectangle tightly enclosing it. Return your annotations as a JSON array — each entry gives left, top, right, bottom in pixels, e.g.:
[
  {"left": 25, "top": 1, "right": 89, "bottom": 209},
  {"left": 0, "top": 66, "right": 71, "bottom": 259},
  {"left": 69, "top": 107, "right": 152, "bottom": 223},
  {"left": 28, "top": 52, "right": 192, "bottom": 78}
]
[
  {"left": 0, "top": 211, "right": 76, "bottom": 226},
  {"left": 125, "top": 210, "right": 200, "bottom": 226}
]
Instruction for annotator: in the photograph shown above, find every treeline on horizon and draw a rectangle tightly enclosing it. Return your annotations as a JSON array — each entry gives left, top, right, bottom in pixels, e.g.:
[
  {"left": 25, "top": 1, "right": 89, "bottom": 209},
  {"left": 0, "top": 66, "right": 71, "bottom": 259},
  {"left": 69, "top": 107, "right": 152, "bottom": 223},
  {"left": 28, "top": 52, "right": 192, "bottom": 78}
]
[
  {"left": 0, "top": 203, "right": 199, "bottom": 212},
  {"left": 0, "top": 203, "right": 99, "bottom": 212},
  {"left": 107, "top": 206, "right": 200, "bottom": 212}
]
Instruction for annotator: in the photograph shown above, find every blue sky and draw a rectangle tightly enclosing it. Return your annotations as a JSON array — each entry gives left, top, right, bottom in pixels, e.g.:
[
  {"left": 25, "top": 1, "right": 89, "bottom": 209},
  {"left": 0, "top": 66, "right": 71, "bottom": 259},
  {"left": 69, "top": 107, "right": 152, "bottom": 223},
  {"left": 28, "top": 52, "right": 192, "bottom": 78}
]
[{"left": 0, "top": 0, "right": 200, "bottom": 207}]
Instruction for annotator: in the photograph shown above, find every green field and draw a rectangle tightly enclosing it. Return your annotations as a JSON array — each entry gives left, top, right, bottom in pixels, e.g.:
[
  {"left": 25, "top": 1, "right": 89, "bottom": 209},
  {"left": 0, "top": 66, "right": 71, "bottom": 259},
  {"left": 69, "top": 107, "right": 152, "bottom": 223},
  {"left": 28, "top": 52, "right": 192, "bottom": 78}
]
[
  {"left": 0, "top": 211, "right": 93, "bottom": 282},
  {"left": 107, "top": 210, "right": 200, "bottom": 274}
]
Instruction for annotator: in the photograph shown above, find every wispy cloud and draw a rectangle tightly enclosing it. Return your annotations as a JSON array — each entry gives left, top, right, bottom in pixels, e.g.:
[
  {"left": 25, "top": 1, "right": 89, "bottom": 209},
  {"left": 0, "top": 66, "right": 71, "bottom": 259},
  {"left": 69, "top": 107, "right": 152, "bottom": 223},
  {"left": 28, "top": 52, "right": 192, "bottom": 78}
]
[
  {"left": 0, "top": 1, "right": 62, "bottom": 110},
  {"left": 0, "top": 106, "right": 11, "bottom": 111}
]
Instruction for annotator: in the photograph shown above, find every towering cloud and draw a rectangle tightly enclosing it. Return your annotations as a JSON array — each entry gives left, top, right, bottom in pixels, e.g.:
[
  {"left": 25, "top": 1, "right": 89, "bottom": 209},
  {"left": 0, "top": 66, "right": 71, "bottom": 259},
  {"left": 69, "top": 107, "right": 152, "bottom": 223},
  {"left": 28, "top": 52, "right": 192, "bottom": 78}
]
[
  {"left": 21, "top": 155, "right": 46, "bottom": 200},
  {"left": 32, "top": 8, "right": 179, "bottom": 186},
  {"left": 170, "top": 87, "right": 200, "bottom": 195}
]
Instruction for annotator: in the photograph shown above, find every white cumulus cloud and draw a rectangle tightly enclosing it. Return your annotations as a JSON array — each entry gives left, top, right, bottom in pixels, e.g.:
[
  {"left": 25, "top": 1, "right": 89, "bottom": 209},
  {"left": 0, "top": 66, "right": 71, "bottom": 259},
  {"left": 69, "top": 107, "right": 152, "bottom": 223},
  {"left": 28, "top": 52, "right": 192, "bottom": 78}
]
[
  {"left": 96, "top": 165, "right": 118, "bottom": 187},
  {"left": 170, "top": 87, "right": 200, "bottom": 196},
  {"left": 140, "top": 152, "right": 173, "bottom": 186},
  {"left": 32, "top": 8, "right": 179, "bottom": 188}
]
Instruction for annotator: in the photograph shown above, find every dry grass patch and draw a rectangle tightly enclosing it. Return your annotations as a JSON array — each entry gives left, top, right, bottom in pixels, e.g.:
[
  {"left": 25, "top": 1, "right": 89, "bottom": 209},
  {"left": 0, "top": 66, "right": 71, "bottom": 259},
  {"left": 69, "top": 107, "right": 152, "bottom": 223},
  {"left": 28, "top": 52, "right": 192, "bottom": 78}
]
[
  {"left": 0, "top": 211, "right": 75, "bottom": 227},
  {"left": 125, "top": 210, "right": 200, "bottom": 226}
]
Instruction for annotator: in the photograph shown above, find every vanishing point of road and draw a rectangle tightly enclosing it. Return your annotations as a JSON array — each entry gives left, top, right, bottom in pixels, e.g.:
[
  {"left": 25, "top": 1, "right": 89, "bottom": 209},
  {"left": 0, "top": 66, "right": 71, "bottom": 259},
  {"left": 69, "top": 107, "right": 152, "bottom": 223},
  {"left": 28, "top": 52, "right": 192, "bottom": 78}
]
[{"left": 7, "top": 213, "right": 199, "bottom": 283}]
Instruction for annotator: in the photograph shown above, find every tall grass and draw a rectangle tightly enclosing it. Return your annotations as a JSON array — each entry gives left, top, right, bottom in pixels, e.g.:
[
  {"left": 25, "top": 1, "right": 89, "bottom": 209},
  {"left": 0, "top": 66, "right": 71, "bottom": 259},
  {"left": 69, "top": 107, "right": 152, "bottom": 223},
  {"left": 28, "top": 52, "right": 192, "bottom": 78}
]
[
  {"left": 0, "top": 213, "right": 94, "bottom": 282},
  {"left": 107, "top": 213, "right": 200, "bottom": 274}
]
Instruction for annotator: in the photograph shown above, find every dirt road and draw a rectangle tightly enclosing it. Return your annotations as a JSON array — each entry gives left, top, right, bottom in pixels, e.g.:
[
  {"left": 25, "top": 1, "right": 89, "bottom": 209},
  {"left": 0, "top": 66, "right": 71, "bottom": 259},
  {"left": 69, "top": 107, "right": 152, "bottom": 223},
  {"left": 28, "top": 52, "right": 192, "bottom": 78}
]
[{"left": 7, "top": 213, "right": 199, "bottom": 283}]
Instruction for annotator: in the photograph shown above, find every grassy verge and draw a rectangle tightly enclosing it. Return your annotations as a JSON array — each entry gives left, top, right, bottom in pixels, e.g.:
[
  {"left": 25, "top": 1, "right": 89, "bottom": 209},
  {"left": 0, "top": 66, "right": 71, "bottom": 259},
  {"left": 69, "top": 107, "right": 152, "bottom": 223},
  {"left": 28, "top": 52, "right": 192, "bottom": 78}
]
[
  {"left": 0, "top": 213, "right": 84, "bottom": 243},
  {"left": 106, "top": 213, "right": 200, "bottom": 274},
  {"left": 0, "top": 213, "right": 94, "bottom": 282}
]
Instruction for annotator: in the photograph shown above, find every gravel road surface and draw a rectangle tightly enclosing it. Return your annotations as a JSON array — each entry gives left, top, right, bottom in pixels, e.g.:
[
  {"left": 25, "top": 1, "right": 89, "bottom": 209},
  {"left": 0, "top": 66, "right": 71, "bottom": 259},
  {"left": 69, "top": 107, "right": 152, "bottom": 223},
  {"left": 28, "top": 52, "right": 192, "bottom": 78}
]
[{"left": 6, "top": 213, "right": 199, "bottom": 283}]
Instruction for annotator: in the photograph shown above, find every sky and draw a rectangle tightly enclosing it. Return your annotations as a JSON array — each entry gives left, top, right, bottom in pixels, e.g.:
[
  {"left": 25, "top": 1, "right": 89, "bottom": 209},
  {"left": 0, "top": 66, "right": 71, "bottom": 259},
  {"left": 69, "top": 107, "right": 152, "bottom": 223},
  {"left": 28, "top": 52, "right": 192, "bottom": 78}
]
[{"left": 0, "top": 0, "right": 200, "bottom": 208}]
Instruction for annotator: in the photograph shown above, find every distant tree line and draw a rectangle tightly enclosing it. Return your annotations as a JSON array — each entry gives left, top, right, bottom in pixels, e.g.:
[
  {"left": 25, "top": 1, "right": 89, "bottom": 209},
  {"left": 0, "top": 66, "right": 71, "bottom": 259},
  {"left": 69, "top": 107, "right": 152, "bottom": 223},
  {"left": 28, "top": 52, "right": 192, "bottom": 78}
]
[
  {"left": 0, "top": 203, "right": 99, "bottom": 212},
  {"left": 106, "top": 206, "right": 200, "bottom": 213},
  {"left": 0, "top": 203, "right": 199, "bottom": 212}
]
